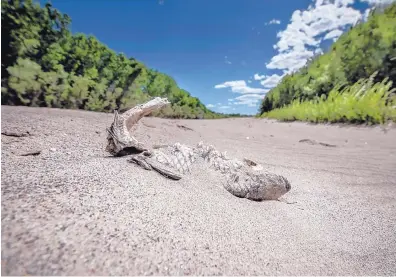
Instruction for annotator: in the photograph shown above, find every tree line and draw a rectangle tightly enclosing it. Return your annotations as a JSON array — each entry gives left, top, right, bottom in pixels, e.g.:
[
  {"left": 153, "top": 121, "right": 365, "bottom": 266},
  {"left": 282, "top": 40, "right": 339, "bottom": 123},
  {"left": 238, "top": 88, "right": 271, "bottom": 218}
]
[
  {"left": 259, "top": 3, "right": 396, "bottom": 118},
  {"left": 1, "top": 0, "right": 243, "bottom": 119}
]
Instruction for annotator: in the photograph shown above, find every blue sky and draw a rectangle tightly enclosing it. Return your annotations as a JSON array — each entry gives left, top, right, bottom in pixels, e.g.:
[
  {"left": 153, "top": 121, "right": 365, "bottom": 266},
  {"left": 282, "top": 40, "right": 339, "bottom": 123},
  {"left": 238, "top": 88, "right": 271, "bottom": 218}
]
[{"left": 42, "top": 0, "right": 392, "bottom": 114}]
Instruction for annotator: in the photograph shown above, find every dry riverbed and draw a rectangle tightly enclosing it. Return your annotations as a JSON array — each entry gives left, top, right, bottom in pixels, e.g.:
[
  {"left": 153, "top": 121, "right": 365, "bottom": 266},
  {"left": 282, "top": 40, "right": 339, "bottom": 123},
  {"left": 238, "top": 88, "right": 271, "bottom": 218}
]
[{"left": 1, "top": 105, "right": 396, "bottom": 275}]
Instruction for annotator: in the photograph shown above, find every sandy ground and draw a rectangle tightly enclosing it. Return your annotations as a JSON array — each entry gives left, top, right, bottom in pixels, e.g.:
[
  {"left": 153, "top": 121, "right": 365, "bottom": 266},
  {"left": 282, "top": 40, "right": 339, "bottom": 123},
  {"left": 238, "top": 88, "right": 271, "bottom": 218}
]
[{"left": 1, "top": 105, "right": 396, "bottom": 276}]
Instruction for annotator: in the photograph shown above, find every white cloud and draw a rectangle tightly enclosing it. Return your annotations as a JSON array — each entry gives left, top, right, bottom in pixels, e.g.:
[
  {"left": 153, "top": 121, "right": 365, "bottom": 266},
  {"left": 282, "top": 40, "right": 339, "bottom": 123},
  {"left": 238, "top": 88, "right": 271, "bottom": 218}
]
[
  {"left": 214, "top": 80, "right": 244, "bottom": 89},
  {"left": 253, "top": 73, "right": 284, "bottom": 88},
  {"left": 266, "top": 19, "right": 281, "bottom": 25},
  {"left": 363, "top": 8, "right": 372, "bottom": 20},
  {"left": 207, "top": 103, "right": 235, "bottom": 111},
  {"left": 233, "top": 94, "right": 265, "bottom": 107},
  {"left": 266, "top": 48, "right": 315, "bottom": 72},
  {"left": 267, "top": 0, "right": 363, "bottom": 74},
  {"left": 214, "top": 80, "right": 269, "bottom": 94},
  {"left": 323, "top": 29, "right": 343, "bottom": 40},
  {"left": 360, "top": 0, "right": 396, "bottom": 5},
  {"left": 260, "top": 74, "right": 284, "bottom": 88},
  {"left": 254, "top": 73, "right": 266, "bottom": 80},
  {"left": 335, "top": 0, "right": 355, "bottom": 5},
  {"left": 247, "top": 80, "right": 252, "bottom": 83},
  {"left": 314, "top": 47, "right": 323, "bottom": 55},
  {"left": 224, "top": 56, "right": 232, "bottom": 65}
]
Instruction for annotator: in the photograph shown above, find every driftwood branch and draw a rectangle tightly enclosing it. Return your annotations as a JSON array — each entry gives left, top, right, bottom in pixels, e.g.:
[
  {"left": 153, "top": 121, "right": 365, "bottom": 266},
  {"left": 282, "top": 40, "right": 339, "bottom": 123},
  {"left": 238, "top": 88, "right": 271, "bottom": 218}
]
[
  {"left": 105, "top": 97, "right": 170, "bottom": 156},
  {"left": 19, "top": 150, "right": 41, "bottom": 156},
  {"left": 299, "top": 139, "right": 337, "bottom": 147},
  {"left": 1, "top": 131, "right": 31, "bottom": 137},
  {"left": 176, "top": 124, "right": 194, "bottom": 131}
]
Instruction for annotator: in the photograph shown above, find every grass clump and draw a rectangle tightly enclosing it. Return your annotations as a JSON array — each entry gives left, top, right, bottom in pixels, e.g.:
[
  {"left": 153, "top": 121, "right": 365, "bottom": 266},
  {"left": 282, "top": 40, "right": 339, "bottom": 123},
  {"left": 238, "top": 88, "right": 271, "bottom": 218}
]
[{"left": 263, "top": 76, "right": 396, "bottom": 125}]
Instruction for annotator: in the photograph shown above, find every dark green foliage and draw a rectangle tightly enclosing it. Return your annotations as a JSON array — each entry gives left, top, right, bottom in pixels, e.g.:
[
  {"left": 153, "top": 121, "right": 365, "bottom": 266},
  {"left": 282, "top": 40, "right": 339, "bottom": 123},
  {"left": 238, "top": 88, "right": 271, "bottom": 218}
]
[
  {"left": 1, "top": 0, "right": 225, "bottom": 119},
  {"left": 259, "top": 3, "right": 396, "bottom": 116}
]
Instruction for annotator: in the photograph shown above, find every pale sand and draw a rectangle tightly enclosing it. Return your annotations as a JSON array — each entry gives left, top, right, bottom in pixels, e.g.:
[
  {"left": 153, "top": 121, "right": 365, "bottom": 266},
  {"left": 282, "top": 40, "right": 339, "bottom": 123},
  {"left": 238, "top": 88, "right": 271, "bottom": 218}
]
[{"left": 1, "top": 105, "right": 396, "bottom": 275}]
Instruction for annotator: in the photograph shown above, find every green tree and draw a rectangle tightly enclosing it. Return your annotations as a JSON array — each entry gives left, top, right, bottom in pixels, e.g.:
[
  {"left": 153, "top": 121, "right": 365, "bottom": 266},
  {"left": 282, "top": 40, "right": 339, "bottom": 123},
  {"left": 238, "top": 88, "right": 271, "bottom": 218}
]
[{"left": 1, "top": 0, "right": 230, "bottom": 119}]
